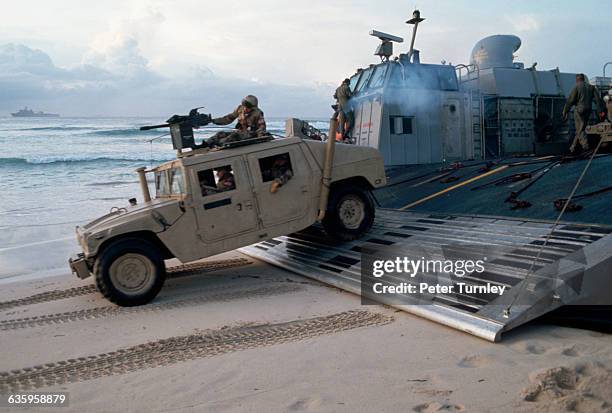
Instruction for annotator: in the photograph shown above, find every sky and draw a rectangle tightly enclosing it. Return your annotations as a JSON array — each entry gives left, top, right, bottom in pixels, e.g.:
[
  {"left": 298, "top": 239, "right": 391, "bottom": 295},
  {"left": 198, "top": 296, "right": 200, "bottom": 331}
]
[{"left": 0, "top": 0, "right": 610, "bottom": 117}]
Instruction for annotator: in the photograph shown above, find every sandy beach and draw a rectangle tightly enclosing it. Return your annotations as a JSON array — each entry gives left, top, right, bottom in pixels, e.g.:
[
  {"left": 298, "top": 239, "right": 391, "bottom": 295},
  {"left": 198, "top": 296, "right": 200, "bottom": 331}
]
[{"left": 1, "top": 252, "right": 611, "bottom": 413}]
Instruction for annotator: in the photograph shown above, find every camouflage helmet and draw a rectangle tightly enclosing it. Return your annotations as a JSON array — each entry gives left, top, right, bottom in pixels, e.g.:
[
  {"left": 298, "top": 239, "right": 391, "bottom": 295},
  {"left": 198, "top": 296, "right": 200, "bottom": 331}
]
[{"left": 242, "top": 95, "right": 258, "bottom": 108}]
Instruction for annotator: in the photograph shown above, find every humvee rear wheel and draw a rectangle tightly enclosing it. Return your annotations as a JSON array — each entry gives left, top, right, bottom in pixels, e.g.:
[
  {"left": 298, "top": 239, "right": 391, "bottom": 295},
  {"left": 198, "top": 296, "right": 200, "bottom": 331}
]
[
  {"left": 94, "top": 238, "right": 166, "bottom": 307},
  {"left": 322, "top": 185, "right": 375, "bottom": 241}
]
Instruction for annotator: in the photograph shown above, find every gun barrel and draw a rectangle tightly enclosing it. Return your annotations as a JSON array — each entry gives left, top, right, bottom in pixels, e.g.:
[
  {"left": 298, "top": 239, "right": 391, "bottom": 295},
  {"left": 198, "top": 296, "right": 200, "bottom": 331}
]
[{"left": 140, "top": 123, "right": 170, "bottom": 131}]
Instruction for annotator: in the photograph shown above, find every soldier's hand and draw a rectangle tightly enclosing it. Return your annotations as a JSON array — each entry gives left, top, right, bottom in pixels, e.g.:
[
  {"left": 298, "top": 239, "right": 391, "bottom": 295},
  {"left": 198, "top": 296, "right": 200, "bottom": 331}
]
[{"left": 600, "top": 112, "right": 606, "bottom": 121}]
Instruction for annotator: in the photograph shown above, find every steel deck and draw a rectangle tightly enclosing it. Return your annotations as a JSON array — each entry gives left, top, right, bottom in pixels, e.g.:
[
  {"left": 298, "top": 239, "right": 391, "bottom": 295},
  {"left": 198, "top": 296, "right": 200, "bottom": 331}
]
[{"left": 241, "top": 209, "right": 612, "bottom": 341}]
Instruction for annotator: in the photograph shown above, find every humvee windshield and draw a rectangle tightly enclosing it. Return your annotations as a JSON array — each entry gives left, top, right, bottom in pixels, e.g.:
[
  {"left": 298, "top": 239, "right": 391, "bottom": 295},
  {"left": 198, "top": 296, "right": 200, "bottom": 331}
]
[{"left": 155, "top": 167, "right": 184, "bottom": 197}]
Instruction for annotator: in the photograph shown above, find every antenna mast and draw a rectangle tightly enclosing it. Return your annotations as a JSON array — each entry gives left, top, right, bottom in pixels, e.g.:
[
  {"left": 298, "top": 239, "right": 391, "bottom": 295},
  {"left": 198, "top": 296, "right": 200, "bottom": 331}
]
[{"left": 406, "top": 9, "right": 425, "bottom": 62}]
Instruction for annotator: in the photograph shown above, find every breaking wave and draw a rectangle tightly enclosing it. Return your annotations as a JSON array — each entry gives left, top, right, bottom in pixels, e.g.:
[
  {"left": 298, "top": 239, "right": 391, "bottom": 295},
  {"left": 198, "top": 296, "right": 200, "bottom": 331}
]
[
  {"left": 12, "top": 126, "right": 97, "bottom": 132},
  {"left": 86, "top": 128, "right": 154, "bottom": 137},
  {"left": 0, "top": 155, "right": 174, "bottom": 165}
]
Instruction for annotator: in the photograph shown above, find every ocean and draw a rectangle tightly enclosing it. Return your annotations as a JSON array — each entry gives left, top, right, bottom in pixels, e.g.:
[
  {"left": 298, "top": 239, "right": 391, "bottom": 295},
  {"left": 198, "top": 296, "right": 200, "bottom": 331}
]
[{"left": 0, "top": 116, "right": 328, "bottom": 282}]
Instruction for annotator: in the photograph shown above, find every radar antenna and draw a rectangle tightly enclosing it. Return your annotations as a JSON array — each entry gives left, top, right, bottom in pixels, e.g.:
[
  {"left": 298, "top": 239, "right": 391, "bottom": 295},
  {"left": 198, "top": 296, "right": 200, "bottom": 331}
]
[{"left": 369, "top": 30, "right": 404, "bottom": 62}]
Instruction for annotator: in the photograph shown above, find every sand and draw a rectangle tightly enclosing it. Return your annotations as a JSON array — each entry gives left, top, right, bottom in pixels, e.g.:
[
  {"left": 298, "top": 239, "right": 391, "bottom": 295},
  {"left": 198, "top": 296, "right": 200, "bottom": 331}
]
[{"left": 1, "top": 251, "right": 611, "bottom": 413}]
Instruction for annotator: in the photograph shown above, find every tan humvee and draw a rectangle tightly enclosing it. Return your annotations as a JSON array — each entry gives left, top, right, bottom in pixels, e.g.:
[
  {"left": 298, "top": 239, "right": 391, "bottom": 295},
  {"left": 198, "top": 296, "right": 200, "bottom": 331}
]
[{"left": 69, "top": 127, "right": 386, "bottom": 306}]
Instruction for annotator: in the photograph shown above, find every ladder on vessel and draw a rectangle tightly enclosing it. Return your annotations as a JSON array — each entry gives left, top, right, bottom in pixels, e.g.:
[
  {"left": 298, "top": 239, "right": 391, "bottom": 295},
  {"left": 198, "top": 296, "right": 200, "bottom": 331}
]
[{"left": 470, "top": 91, "right": 484, "bottom": 159}]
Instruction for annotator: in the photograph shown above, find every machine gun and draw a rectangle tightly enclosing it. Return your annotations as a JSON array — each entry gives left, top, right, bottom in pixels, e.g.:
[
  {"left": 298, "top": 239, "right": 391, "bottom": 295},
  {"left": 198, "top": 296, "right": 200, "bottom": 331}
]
[{"left": 140, "top": 107, "right": 211, "bottom": 152}]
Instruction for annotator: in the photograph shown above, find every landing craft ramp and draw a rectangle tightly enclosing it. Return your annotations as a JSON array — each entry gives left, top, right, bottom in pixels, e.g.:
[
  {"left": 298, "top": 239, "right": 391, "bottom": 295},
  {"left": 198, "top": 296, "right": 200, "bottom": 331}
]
[{"left": 241, "top": 209, "right": 612, "bottom": 341}]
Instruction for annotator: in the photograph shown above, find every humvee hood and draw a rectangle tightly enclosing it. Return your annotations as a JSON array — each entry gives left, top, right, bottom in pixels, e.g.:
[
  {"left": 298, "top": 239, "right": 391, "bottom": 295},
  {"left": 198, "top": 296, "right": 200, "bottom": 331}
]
[
  {"left": 77, "top": 198, "right": 184, "bottom": 257},
  {"left": 82, "top": 199, "right": 180, "bottom": 231}
]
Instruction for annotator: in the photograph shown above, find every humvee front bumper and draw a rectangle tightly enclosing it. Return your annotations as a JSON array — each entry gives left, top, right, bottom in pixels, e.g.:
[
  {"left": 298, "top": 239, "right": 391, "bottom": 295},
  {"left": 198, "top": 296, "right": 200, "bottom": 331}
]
[{"left": 69, "top": 253, "right": 92, "bottom": 279}]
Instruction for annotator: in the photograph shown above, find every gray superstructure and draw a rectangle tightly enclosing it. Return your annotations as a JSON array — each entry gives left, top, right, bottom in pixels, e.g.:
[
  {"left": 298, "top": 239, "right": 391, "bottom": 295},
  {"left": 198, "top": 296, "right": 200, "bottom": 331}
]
[{"left": 344, "top": 12, "right": 593, "bottom": 165}]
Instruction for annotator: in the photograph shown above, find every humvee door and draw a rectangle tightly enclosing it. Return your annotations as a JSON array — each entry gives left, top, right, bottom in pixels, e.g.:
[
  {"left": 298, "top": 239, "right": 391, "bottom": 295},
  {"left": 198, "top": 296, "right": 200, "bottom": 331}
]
[
  {"left": 246, "top": 146, "right": 313, "bottom": 227},
  {"left": 191, "top": 156, "right": 259, "bottom": 243}
]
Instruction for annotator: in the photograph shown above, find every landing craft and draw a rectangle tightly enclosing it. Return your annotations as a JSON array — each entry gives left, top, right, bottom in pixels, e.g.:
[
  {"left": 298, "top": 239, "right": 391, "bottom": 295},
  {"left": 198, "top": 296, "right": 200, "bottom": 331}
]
[
  {"left": 243, "top": 10, "right": 612, "bottom": 341},
  {"left": 341, "top": 11, "right": 608, "bottom": 165}
]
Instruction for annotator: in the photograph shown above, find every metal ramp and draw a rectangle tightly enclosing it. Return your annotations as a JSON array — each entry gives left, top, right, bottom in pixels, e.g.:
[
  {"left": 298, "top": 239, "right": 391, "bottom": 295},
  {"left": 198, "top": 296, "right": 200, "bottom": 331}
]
[{"left": 241, "top": 209, "right": 612, "bottom": 342}]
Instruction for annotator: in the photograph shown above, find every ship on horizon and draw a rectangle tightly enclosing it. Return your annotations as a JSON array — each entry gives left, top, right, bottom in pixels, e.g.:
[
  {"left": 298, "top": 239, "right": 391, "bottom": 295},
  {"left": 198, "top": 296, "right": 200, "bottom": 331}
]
[{"left": 11, "top": 107, "right": 60, "bottom": 118}]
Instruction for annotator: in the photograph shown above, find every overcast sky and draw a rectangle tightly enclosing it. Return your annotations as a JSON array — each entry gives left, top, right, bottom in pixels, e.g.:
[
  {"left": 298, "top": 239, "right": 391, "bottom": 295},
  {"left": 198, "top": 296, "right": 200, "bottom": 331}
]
[{"left": 0, "top": 0, "right": 609, "bottom": 117}]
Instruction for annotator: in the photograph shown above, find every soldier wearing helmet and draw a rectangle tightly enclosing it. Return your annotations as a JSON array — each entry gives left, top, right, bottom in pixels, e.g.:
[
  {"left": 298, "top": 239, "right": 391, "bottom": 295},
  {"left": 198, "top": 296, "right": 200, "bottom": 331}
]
[
  {"left": 334, "top": 79, "right": 354, "bottom": 140},
  {"left": 562, "top": 73, "right": 605, "bottom": 153},
  {"left": 215, "top": 166, "right": 236, "bottom": 192},
  {"left": 205, "top": 95, "right": 268, "bottom": 148}
]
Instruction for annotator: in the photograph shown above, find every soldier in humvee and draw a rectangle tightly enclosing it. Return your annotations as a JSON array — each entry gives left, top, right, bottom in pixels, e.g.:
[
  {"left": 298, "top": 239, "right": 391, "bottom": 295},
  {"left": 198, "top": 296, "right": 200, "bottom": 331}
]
[
  {"left": 205, "top": 95, "right": 267, "bottom": 148},
  {"left": 216, "top": 166, "right": 236, "bottom": 192},
  {"left": 268, "top": 154, "right": 293, "bottom": 193}
]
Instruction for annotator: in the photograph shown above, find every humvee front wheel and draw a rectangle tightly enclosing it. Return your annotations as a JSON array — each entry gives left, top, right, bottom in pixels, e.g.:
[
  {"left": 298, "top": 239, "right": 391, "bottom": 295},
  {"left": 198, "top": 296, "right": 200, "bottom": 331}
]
[
  {"left": 322, "top": 185, "right": 375, "bottom": 241},
  {"left": 94, "top": 238, "right": 166, "bottom": 306}
]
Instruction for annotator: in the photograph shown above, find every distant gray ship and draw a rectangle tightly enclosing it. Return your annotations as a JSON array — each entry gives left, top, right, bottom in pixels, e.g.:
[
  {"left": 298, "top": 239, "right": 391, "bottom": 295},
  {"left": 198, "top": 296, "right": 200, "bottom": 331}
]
[{"left": 11, "top": 107, "right": 59, "bottom": 118}]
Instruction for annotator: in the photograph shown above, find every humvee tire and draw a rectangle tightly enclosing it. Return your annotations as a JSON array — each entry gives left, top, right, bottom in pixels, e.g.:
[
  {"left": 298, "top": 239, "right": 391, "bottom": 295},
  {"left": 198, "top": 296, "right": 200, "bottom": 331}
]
[
  {"left": 94, "top": 238, "right": 166, "bottom": 306},
  {"left": 322, "top": 185, "right": 375, "bottom": 241}
]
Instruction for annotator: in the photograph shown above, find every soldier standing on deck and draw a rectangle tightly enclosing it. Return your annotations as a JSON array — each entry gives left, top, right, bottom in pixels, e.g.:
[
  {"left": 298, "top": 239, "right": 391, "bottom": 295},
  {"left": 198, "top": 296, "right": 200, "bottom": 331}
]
[
  {"left": 204, "top": 95, "right": 267, "bottom": 148},
  {"left": 334, "top": 79, "right": 354, "bottom": 140},
  {"left": 562, "top": 74, "right": 605, "bottom": 153},
  {"left": 605, "top": 90, "right": 612, "bottom": 122}
]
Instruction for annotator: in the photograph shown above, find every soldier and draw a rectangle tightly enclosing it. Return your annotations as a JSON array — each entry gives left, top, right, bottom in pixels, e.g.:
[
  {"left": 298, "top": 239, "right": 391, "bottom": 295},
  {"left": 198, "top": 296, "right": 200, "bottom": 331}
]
[
  {"left": 205, "top": 95, "right": 267, "bottom": 148},
  {"left": 269, "top": 154, "right": 293, "bottom": 193},
  {"left": 215, "top": 167, "right": 235, "bottom": 192},
  {"left": 562, "top": 73, "right": 605, "bottom": 153},
  {"left": 334, "top": 78, "right": 354, "bottom": 139},
  {"left": 605, "top": 90, "right": 612, "bottom": 122}
]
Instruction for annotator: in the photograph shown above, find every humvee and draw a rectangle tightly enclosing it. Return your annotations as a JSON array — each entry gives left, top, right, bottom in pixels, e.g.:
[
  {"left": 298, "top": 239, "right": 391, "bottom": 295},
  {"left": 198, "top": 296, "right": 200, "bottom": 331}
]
[{"left": 69, "top": 115, "right": 386, "bottom": 306}]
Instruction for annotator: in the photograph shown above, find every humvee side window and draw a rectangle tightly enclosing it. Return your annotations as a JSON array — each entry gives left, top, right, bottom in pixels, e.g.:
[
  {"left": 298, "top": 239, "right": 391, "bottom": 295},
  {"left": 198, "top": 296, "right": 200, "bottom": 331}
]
[
  {"left": 155, "top": 171, "right": 170, "bottom": 197},
  {"left": 169, "top": 168, "right": 184, "bottom": 194},
  {"left": 198, "top": 165, "right": 236, "bottom": 196},
  {"left": 258, "top": 153, "right": 293, "bottom": 183},
  {"left": 155, "top": 168, "right": 184, "bottom": 197}
]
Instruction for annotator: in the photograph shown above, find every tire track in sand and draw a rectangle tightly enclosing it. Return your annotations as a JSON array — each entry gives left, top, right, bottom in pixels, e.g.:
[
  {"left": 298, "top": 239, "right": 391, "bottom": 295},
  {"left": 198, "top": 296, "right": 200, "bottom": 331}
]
[
  {"left": 0, "top": 310, "right": 393, "bottom": 392},
  {"left": 0, "top": 283, "right": 302, "bottom": 331},
  {"left": 0, "top": 258, "right": 252, "bottom": 311}
]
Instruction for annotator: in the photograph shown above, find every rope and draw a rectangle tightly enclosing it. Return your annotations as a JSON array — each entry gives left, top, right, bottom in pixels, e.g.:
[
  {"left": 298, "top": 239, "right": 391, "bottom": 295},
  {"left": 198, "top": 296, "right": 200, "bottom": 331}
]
[
  {"left": 504, "top": 139, "right": 605, "bottom": 317},
  {"left": 146, "top": 133, "right": 169, "bottom": 169}
]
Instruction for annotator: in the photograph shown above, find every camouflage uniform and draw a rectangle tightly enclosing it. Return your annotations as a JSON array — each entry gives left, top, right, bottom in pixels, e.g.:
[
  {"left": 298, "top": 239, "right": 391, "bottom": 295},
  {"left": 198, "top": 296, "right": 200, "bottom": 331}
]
[
  {"left": 335, "top": 80, "right": 354, "bottom": 138},
  {"left": 563, "top": 80, "right": 604, "bottom": 152},
  {"left": 207, "top": 96, "right": 267, "bottom": 148},
  {"left": 216, "top": 170, "right": 235, "bottom": 192},
  {"left": 269, "top": 156, "right": 293, "bottom": 193}
]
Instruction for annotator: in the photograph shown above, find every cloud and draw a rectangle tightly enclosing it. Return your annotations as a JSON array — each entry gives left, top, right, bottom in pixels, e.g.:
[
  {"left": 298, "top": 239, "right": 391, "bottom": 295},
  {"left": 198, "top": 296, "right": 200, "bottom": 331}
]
[
  {"left": 82, "top": 8, "right": 163, "bottom": 78},
  {"left": 505, "top": 14, "right": 540, "bottom": 33},
  {"left": 0, "top": 44, "right": 64, "bottom": 77},
  {"left": 0, "top": 42, "right": 332, "bottom": 117}
]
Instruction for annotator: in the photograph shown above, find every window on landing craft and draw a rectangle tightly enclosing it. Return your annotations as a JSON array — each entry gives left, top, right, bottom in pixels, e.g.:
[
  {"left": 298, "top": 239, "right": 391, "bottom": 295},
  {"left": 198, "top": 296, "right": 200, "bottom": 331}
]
[
  {"left": 368, "top": 64, "right": 389, "bottom": 89},
  {"left": 404, "top": 67, "right": 438, "bottom": 89},
  {"left": 355, "top": 68, "right": 373, "bottom": 92},
  {"left": 438, "top": 66, "right": 458, "bottom": 91},
  {"left": 389, "top": 116, "right": 414, "bottom": 135},
  {"left": 388, "top": 65, "right": 439, "bottom": 90},
  {"left": 349, "top": 73, "right": 361, "bottom": 92}
]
